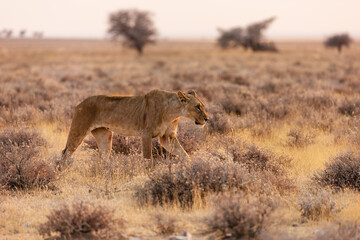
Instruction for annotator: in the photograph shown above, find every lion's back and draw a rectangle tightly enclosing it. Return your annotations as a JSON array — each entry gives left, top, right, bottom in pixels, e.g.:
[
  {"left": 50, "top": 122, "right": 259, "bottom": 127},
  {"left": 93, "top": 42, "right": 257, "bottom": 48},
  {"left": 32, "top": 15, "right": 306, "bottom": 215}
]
[{"left": 72, "top": 90, "right": 178, "bottom": 133}]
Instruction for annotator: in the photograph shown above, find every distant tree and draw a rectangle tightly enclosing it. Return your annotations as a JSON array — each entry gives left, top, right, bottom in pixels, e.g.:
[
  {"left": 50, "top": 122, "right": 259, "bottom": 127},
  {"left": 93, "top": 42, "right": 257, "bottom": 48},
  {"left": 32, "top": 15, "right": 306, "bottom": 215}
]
[
  {"left": 0, "top": 29, "right": 5, "bottom": 38},
  {"left": 324, "top": 33, "right": 352, "bottom": 53},
  {"left": 19, "top": 29, "right": 26, "bottom": 38},
  {"left": 33, "top": 31, "right": 44, "bottom": 39},
  {"left": 5, "top": 29, "right": 12, "bottom": 39},
  {"left": 244, "top": 17, "right": 276, "bottom": 51},
  {"left": 217, "top": 27, "right": 244, "bottom": 48},
  {"left": 108, "top": 9, "right": 156, "bottom": 55},
  {"left": 217, "top": 17, "right": 277, "bottom": 52}
]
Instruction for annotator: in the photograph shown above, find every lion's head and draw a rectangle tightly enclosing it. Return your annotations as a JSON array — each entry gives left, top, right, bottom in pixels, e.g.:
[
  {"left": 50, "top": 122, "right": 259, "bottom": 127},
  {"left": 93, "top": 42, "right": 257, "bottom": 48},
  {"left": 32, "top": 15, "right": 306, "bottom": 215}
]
[{"left": 177, "top": 90, "right": 209, "bottom": 126}]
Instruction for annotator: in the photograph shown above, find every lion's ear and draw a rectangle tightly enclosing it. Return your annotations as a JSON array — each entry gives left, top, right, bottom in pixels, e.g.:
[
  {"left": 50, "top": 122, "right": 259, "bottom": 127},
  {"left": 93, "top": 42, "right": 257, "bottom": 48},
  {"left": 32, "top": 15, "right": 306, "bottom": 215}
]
[
  {"left": 187, "top": 89, "right": 196, "bottom": 96},
  {"left": 177, "top": 91, "right": 190, "bottom": 104}
]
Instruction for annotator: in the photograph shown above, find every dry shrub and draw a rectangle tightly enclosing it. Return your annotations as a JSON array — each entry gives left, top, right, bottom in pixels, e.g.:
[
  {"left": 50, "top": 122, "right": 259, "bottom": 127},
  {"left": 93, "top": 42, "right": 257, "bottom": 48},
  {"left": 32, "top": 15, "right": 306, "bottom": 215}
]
[
  {"left": 258, "top": 97, "right": 290, "bottom": 120},
  {"left": 218, "top": 72, "right": 249, "bottom": 86},
  {"left": 207, "top": 106, "right": 232, "bottom": 134},
  {"left": 0, "top": 79, "right": 63, "bottom": 124},
  {"left": 231, "top": 143, "right": 290, "bottom": 174},
  {"left": 220, "top": 93, "right": 289, "bottom": 123},
  {"left": 260, "top": 170, "right": 295, "bottom": 194},
  {"left": 0, "top": 128, "right": 56, "bottom": 190},
  {"left": 93, "top": 67, "right": 111, "bottom": 79},
  {"left": 60, "top": 74, "right": 93, "bottom": 89},
  {"left": 249, "top": 122, "right": 273, "bottom": 138},
  {"left": 261, "top": 82, "right": 278, "bottom": 94},
  {"left": 230, "top": 143, "right": 293, "bottom": 193},
  {"left": 217, "top": 86, "right": 256, "bottom": 116},
  {"left": 338, "top": 98, "right": 360, "bottom": 116},
  {"left": 38, "top": 201, "right": 124, "bottom": 239},
  {"left": 85, "top": 135, "right": 166, "bottom": 161},
  {"left": 177, "top": 120, "right": 206, "bottom": 154},
  {"left": 298, "top": 188, "right": 338, "bottom": 221},
  {"left": 196, "top": 84, "right": 219, "bottom": 102},
  {"left": 221, "top": 97, "right": 249, "bottom": 116},
  {"left": 313, "top": 151, "right": 360, "bottom": 191},
  {"left": 260, "top": 231, "right": 306, "bottom": 240},
  {"left": 172, "top": 72, "right": 214, "bottom": 84},
  {"left": 152, "top": 212, "right": 179, "bottom": 235},
  {"left": 1, "top": 83, "right": 53, "bottom": 110},
  {"left": 84, "top": 154, "right": 150, "bottom": 198},
  {"left": 348, "top": 122, "right": 360, "bottom": 147},
  {"left": 315, "top": 221, "right": 360, "bottom": 240},
  {"left": 304, "top": 94, "right": 335, "bottom": 111},
  {"left": 0, "top": 105, "right": 41, "bottom": 125},
  {"left": 135, "top": 157, "right": 253, "bottom": 208},
  {"left": 299, "top": 110, "right": 335, "bottom": 133},
  {"left": 205, "top": 193, "right": 277, "bottom": 240},
  {"left": 207, "top": 112, "right": 231, "bottom": 134},
  {"left": 112, "top": 135, "right": 141, "bottom": 155},
  {"left": 85, "top": 134, "right": 141, "bottom": 155},
  {"left": 40, "top": 96, "right": 80, "bottom": 125},
  {"left": 286, "top": 129, "right": 315, "bottom": 148},
  {"left": 209, "top": 137, "right": 293, "bottom": 192},
  {"left": 333, "top": 118, "right": 360, "bottom": 145},
  {"left": 88, "top": 154, "right": 148, "bottom": 181},
  {"left": 151, "top": 139, "right": 171, "bottom": 160}
]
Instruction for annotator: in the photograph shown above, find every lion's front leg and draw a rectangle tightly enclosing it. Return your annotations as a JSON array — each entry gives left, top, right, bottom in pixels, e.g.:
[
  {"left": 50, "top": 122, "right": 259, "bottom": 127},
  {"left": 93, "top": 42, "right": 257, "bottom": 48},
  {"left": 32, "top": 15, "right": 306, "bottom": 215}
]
[
  {"left": 142, "top": 132, "right": 153, "bottom": 169},
  {"left": 159, "top": 135, "right": 191, "bottom": 161}
]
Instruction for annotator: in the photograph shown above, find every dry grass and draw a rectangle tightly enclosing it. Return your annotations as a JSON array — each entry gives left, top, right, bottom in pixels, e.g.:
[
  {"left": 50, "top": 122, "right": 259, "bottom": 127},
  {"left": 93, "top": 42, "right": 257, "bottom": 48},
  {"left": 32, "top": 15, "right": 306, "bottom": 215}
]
[
  {"left": 135, "top": 156, "right": 253, "bottom": 208},
  {"left": 38, "top": 200, "right": 124, "bottom": 239},
  {"left": 205, "top": 193, "right": 278, "bottom": 239},
  {"left": 314, "top": 221, "right": 360, "bottom": 240},
  {"left": 0, "top": 128, "right": 56, "bottom": 191},
  {"left": 1, "top": 39, "right": 360, "bottom": 239},
  {"left": 151, "top": 212, "right": 179, "bottom": 235},
  {"left": 298, "top": 187, "right": 338, "bottom": 221}
]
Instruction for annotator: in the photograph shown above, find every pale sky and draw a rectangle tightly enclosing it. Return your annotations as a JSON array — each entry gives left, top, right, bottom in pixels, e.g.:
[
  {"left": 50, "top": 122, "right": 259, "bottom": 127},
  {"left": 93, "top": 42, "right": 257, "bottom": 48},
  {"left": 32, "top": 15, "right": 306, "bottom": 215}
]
[{"left": 0, "top": 0, "right": 359, "bottom": 39}]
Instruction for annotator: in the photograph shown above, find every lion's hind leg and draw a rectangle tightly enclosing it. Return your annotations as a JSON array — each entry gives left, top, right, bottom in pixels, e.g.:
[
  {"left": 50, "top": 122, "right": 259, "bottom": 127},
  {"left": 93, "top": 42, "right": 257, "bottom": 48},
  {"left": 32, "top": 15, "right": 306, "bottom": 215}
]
[{"left": 91, "top": 127, "right": 113, "bottom": 161}]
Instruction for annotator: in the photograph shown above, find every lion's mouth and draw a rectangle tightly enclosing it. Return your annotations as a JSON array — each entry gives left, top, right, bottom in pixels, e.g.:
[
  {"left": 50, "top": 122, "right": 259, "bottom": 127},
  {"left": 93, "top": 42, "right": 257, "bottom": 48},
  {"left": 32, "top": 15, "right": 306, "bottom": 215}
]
[{"left": 195, "top": 120, "right": 205, "bottom": 126}]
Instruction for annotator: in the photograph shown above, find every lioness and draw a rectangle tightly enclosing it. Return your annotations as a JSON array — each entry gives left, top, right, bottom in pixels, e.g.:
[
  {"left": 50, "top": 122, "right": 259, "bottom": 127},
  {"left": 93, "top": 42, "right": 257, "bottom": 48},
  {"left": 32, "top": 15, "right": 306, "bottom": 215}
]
[{"left": 61, "top": 89, "right": 208, "bottom": 168}]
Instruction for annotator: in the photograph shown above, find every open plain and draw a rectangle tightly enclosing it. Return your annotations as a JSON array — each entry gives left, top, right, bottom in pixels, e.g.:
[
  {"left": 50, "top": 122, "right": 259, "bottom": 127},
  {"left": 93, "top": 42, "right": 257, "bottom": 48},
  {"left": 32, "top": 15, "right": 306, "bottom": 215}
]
[{"left": 1, "top": 39, "right": 360, "bottom": 239}]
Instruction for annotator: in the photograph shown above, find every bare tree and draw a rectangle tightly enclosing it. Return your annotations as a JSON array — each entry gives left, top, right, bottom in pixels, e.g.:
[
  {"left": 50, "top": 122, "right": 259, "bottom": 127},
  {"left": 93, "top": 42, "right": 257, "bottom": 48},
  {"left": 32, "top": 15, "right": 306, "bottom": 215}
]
[
  {"left": 324, "top": 33, "right": 352, "bottom": 53},
  {"left": 19, "top": 29, "right": 26, "bottom": 38},
  {"left": 244, "top": 17, "right": 276, "bottom": 51},
  {"left": 5, "top": 29, "right": 12, "bottom": 39},
  {"left": 108, "top": 9, "right": 156, "bottom": 55},
  {"left": 0, "top": 29, "right": 5, "bottom": 38},
  {"left": 33, "top": 31, "right": 44, "bottom": 39},
  {"left": 217, "top": 27, "right": 244, "bottom": 48},
  {"left": 217, "top": 17, "right": 277, "bottom": 52}
]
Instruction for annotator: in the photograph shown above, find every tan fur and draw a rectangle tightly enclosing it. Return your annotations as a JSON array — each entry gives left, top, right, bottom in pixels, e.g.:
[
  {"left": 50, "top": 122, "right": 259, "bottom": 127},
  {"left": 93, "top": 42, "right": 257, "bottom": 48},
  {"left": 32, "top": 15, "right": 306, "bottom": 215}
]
[{"left": 60, "top": 89, "right": 209, "bottom": 169}]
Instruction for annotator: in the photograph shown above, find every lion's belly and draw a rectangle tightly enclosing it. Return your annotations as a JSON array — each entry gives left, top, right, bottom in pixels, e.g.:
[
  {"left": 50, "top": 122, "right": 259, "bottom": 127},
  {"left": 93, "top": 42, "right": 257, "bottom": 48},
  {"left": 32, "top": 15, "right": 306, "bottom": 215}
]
[
  {"left": 152, "top": 123, "right": 169, "bottom": 138},
  {"left": 91, "top": 117, "right": 171, "bottom": 138},
  {"left": 109, "top": 121, "right": 144, "bottom": 136},
  {"left": 91, "top": 123, "right": 142, "bottom": 137},
  {"left": 110, "top": 127, "right": 142, "bottom": 136}
]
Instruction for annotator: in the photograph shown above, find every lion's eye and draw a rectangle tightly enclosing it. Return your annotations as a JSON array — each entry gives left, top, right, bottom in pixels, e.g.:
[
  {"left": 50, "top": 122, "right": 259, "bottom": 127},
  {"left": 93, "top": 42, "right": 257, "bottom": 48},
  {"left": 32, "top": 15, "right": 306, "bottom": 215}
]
[{"left": 196, "top": 105, "right": 201, "bottom": 111}]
